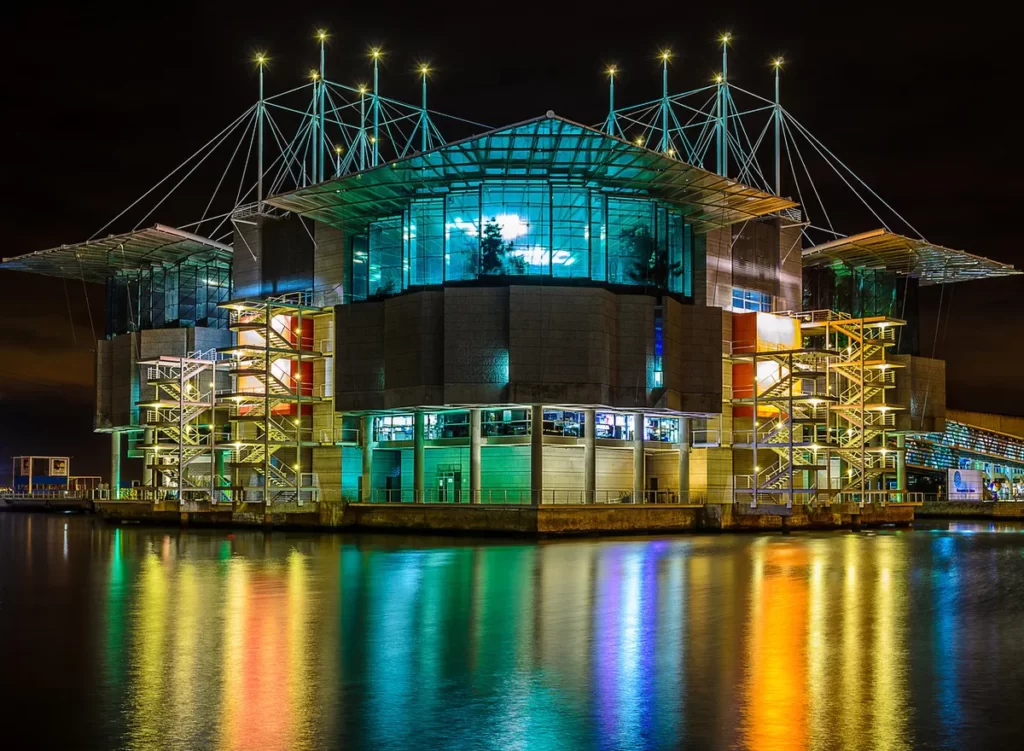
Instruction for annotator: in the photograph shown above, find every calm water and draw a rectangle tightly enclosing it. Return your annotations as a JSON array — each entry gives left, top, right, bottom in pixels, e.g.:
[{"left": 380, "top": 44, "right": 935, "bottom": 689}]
[{"left": 2, "top": 513, "right": 1023, "bottom": 750}]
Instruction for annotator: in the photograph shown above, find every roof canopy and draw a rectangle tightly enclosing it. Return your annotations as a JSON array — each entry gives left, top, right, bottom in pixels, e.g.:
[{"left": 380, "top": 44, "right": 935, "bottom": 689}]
[
  {"left": 803, "top": 229, "right": 1019, "bottom": 286},
  {"left": 1, "top": 224, "right": 232, "bottom": 284},
  {"left": 267, "top": 114, "right": 796, "bottom": 232}
]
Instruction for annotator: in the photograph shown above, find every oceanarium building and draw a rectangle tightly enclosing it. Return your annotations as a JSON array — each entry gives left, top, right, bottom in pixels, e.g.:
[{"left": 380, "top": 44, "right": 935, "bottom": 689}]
[{"left": 3, "top": 111, "right": 1020, "bottom": 512}]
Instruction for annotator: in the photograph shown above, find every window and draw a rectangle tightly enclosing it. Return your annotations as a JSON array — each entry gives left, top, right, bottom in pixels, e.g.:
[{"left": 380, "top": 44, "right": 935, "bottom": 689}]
[
  {"left": 644, "top": 417, "right": 680, "bottom": 443},
  {"left": 424, "top": 411, "right": 470, "bottom": 439},
  {"left": 368, "top": 216, "right": 403, "bottom": 296},
  {"left": 350, "top": 234, "right": 368, "bottom": 301},
  {"left": 607, "top": 197, "right": 655, "bottom": 285},
  {"left": 589, "top": 192, "right": 607, "bottom": 281},
  {"left": 408, "top": 198, "right": 444, "bottom": 286},
  {"left": 372, "top": 414, "right": 414, "bottom": 442},
  {"left": 482, "top": 408, "right": 530, "bottom": 437},
  {"left": 480, "top": 181, "right": 550, "bottom": 275},
  {"left": 595, "top": 412, "right": 634, "bottom": 440},
  {"left": 542, "top": 410, "right": 584, "bottom": 437},
  {"left": 445, "top": 190, "right": 480, "bottom": 281},
  {"left": 732, "top": 287, "right": 773, "bottom": 312},
  {"left": 551, "top": 187, "right": 589, "bottom": 278}
]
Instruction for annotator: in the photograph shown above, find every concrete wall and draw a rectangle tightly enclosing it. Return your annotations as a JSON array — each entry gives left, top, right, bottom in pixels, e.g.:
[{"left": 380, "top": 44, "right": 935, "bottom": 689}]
[
  {"left": 891, "top": 354, "right": 946, "bottom": 433},
  {"left": 313, "top": 221, "right": 345, "bottom": 306},
  {"left": 95, "top": 326, "right": 231, "bottom": 430},
  {"left": 333, "top": 284, "right": 722, "bottom": 414}
]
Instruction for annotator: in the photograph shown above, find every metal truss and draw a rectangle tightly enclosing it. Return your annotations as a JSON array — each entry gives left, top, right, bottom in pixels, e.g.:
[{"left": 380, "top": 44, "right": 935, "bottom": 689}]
[
  {"left": 603, "top": 42, "right": 924, "bottom": 249},
  {"left": 89, "top": 36, "right": 488, "bottom": 248}
]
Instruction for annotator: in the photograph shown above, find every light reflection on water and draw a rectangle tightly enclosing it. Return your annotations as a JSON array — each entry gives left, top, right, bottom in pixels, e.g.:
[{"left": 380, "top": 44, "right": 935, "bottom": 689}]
[{"left": 2, "top": 514, "right": 1023, "bottom": 750}]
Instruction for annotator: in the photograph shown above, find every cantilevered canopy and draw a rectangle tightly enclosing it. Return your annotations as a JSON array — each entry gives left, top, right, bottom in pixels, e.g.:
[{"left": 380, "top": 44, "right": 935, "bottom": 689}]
[
  {"left": 0, "top": 224, "right": 232, "bottom": 284},
  {"left": 268, "top": 114, "right": 796, "bottom": 232},
  {"left": 802, "top": 229, "right": 1020, "bottom": 286}
]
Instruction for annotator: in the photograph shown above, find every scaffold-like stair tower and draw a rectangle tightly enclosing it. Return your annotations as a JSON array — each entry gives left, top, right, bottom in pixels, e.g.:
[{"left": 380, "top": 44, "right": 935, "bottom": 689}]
[
  {"left": 731, "top": 310, "right": 905, "bottom": 507},
  {"left": 218, "top": 292, "right": 330, "bottom": 505},
  {"left": 137, "top": 351, "right": 221, "bottom": 503}
]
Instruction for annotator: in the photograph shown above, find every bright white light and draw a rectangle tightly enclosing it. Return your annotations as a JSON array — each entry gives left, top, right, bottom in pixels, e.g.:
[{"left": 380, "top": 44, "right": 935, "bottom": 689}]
[{"left": 494, "top": 213, "right": 529, "bottom": 240}]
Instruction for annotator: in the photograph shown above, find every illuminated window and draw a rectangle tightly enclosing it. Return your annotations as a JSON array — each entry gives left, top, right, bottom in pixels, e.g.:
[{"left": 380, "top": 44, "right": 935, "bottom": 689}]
[
  {"left": 424, "top": 411, "right": 470, "bottom": 439},
  {"left": 552, "top": 188, "right": 589, "bottom": 278},
  {"left": 644, "top": 416, "right": 679, "bottom": 443},
  {"left": 482, "top": 408, "right": 530, "bottom": 437},
  {"left": 542, "top": 410, "right": 585, "bottom": 437},
  {"left": 368, "top": 216, "right": 403, "bottom": 297},
  {"left": 408, "top": 198, "right": 444, "bottom": 286},
  {"left": 480, "top": 181, "right": 549, "bottom": 275},
  {"left": 731, "top": 287, "right": 773, "bottom": 312},
  {"left": 444, "top": 190, "right": 480, "bottom": 281},
  {"left": 607, "top": 197, "right": 655, "bottom": 285},
  {"left": 372, "top": 414, "right": 414, "bottom": 442},
  {"left": 595, "top": 412, "right": 634, "bottom": 440}
]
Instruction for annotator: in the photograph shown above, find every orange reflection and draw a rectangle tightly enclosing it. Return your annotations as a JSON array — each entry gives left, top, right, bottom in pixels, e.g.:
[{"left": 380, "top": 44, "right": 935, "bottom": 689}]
[{"left": 744, "top": 541, "right": 809, "bottom": 751}]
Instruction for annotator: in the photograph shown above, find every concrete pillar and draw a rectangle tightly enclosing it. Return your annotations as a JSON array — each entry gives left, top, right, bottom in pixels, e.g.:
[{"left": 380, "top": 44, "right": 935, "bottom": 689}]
[
  {"left": 143, "top": 427, "right": 155, "bottom": 488},
  {"left": 414, "top": 411, "right": 425, "bottom": 503},
  {"left": 678, "top": 416, "right": 691, "bottom": 503},
  {"left": 584, "top": 409, "right": 596, "bottom": 503},
  {"left": 469, "top": 409, "right": 482, "bottom": 504},
  {"left": 360, "top": 415, "right": 372, "bottom": 502},
  {"left": 896, "top": 434, "right": 906, "bottom": 503},
  {"left": 110, "top": 431, "right": 121, "bottom": 500},
  {"left": 530, "top": 404, "right": 544, "bottom": 506},
  {"left": 633, "top": 412, "right": 645, "bottom": 503}
]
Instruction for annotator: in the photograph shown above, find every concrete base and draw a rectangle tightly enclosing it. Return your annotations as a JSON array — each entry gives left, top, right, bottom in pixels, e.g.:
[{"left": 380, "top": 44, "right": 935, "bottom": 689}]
[
  {"left": 915, "top": 501, "right": 1024, "bottom": 520},
  {"left": 92, "top": 500, "right": 917, "bottom": 536}
]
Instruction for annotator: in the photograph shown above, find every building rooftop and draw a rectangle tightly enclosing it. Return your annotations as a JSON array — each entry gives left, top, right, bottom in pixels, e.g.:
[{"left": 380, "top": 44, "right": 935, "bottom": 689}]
[
  {"left": 0, "top": 224, "right": 231, "bottom": 283},
  {"left": 267, "top": 114, "right": 797, "bottom": 233},
  {"left": 802, "top": 228, "right": 1020, "bottom": 286}
]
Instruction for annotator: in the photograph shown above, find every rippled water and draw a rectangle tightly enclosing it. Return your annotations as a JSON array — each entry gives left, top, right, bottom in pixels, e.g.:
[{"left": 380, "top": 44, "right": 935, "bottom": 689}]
[{"left": 1, "top": 513, "right": 1023, "bottom": 750}]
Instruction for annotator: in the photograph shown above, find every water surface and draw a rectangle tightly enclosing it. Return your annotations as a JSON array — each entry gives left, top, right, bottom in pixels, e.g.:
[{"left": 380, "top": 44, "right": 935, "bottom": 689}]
[{"left": 1, "top": 513, "right": 1022, "bottom": 750}]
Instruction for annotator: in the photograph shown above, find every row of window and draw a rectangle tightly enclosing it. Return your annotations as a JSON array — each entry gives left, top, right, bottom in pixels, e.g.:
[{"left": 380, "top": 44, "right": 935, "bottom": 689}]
[
  {"left": 371, "top": 410, "right": 683, "bottom": 443},
  {"left": 348, "top": 182, "right": 695, "bottom": 300}
]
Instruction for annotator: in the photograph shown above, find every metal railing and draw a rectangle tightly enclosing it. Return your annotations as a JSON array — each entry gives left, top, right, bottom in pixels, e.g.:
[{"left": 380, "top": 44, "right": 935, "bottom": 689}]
[{"left": 366, "top": 488, "right": 706, "bottom": 505}]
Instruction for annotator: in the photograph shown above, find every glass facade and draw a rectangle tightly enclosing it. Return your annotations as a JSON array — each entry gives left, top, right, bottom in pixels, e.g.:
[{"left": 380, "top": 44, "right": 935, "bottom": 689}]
[
  {"left": 105, "top": 262, "right": 231, "bottom": 337},
  {"left": 346, "top": 180, "right": 693, "bottom": 301}
]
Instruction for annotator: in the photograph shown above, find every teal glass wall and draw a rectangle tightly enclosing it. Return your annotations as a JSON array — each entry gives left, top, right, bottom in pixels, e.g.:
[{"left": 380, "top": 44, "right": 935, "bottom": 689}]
[
  {"left": 346, "top": 180, "right": 693, "bottom": 299},
  {"left": 408, "top": 198, "right": 444, "bottom": 287},
  {"left": 105, "top": 261, "right": 231, "bottom": 337}
]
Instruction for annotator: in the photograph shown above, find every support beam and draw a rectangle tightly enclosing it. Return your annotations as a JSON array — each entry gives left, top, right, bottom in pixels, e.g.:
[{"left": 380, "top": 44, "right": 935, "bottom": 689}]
[
  {"left": 143, "top": 427, "right": 154, "bottom": 489},
  {"left": 414, "top": 411, "right": 425, "bottom": 503},
  {"left": 360, "top": 415, "right": 372, "bottom": 502},
  {"left": 678, "top": 417, "right": 691, "bottom": 503},
  {"left": 633, "top": 412, "right": 644, "bottom": 503},
  {"left": 469, "top": 408, "right": 481, "bottom": 504},
  {"left": 530, "top": 405, "right": 544, "bottom": 506},
  {"left": 110, "top": 431, "right": 121, "bottom": 501},
  {"left": 896, "top": 434, "right": 906, "bottom": 503},
  {"left": 584, "top": 409, "right": 596, "bottom": 503}
]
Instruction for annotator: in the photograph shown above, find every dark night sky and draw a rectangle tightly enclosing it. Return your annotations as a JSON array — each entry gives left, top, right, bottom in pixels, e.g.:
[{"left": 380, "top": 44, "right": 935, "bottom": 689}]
[{"left": 2, "top": 2, "right": 1021, "bottom": 484}]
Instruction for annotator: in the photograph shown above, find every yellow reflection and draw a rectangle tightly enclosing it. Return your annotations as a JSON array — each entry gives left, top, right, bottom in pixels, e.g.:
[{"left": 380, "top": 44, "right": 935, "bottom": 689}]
[
  {"left": 807, "top": 553, "right": 828, "bottom": 751},
  {"left": 872, "top": 541, "right": 910, "bottom": 750},
  {"left": 839, "top": 536, "right": 861, "bottom": 751},
  {"left": 170, "top": 561, "right": 198, "bottom": 738},
  {"left": 218, "top": 557, "right": 249, "bottom": 751},
  {"left": 286, "top": 550, "right": 313, "bottom": 750},
  {"left": 126, "top": 550, "right": 168, "bottom": 750}
]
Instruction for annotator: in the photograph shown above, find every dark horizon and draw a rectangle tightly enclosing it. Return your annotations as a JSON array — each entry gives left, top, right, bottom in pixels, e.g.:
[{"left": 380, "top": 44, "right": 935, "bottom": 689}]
[{"left": 2, "top": 1, "right": 1021, "bottom": 484}]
